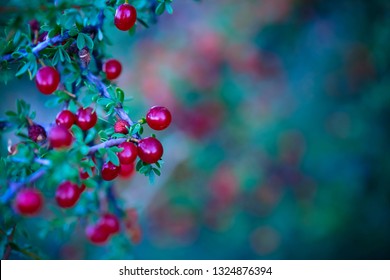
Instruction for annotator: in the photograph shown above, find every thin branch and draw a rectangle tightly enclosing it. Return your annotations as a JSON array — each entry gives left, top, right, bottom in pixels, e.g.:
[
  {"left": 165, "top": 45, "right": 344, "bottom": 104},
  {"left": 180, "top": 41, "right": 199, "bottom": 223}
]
[
  {"left": 1, "top": 137, "right": 137, "bottom": 203},
  {"left": 85, "top": 72, "right": 135, "bottom": 126},
  {"left": 10, "top": 157, "right": 51, "bottom": 166},
  {"left": 87, "top": 137, "right": 138, "bottom": 155},
  {"left": 1, "top": 32, "right": 71, "bottom": 62},
  {"left": 0, "top": 168, "right": 47, "bottom": 204},
  {"left": 2, "top": 225, "right": 16, "bottom": 260}
]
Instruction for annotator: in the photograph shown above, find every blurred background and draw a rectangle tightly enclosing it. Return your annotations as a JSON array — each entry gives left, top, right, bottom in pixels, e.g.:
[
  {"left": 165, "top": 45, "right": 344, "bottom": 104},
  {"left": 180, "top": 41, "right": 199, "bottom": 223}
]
[{"left": 1, "top": 0, "right": 390, "bottom": 259}]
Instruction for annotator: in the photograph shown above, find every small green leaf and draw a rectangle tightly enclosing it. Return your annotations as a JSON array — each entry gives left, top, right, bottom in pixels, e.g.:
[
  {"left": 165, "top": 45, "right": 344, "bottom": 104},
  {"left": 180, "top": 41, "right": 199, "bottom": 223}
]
[
  {"left": 77, "top": 33, "right": 86, "bottom": 50},
  {"left": 165, "top": 3, "right": 173, "bottom": 14},
  {"left": 68, "top": 26, "right": 79, "bottom": 37},
  {"left": 148, "top": 170, "right": 155, "bottom": 184},
  {"left": 71, "top": 125, "right": 84, "bottom": 141},
  {"left": 84, "top": 35, "right": 94, "bottom": 49},
  {"left": 139, "top": 165, "right": 151, "bottom": 174},
  {"left": 136, "top": 159, "right": 143, "bottom": 171},
  {"left": 116, "top": 88, "right": 125, "bottom": 103},
  {"left": 80, "top": 145, "right": 90, "bottom": 156},
  {"left": 107, "top": 149, "right": 120, "bottom": 166},
  {"left": 97, "top": 97, "right": 113, "bottom": 106},
  {"left": 15, "top": 62, "right": 30, "bottom": 77}
]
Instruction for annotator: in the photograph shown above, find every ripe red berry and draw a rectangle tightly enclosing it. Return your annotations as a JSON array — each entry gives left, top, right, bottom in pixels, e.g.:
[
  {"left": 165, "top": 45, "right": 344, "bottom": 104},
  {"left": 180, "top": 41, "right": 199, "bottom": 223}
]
[
  {"left": 114, "top": 119, "right": 129, "bottom": 134},
  {"left": 35, "top": 66, "right": 60, "bottom": 95},
  {"left": 85, "top": 224, "right": 110, "bottom": 245},
  {"left": 55, "top": 181, "right": 81, "bottom": 208},
  {"left": 49, "top": 125, "right": 73, "bottom": 149},
  {"left": 56, "top": 110, "right": 75, "bottom": 129},
  {"left": 99, "top": 213, "right": 120, "bottom": 235},
  {"left": 114, "top": 4, "right": 137, "bottom": 31},
  {"left": 103, "top": 59, "right": 122, "bottom": 80},
  {"left": 117, "top": 142, "right": 137, "bottom": 164},
  {"left": 28, "top": 124, "right": 47, "bottom": 142},
  {"left": 137, "top": 137, "right": 163, "bottom": 164},
  {"left": 76, "top": 107, "right": 97, "bottom": 130},
  {"left": 101, "top": 161, "right": 121, "bottom": 181},
  {"left": 146, "top": 106, "right": 172, "bottom": 130},
  {"left": 14, "top": 189, "right": 43, "bottom": 216},
  {"left": 119, "top": 162, "right": 135, "bottom": 179}
]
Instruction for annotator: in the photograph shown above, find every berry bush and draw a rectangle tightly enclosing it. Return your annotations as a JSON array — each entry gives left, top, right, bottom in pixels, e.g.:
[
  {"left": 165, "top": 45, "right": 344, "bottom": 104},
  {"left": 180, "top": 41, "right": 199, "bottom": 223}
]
[{"left": 0, "top": 0, "right": 177, "bottom": 259}]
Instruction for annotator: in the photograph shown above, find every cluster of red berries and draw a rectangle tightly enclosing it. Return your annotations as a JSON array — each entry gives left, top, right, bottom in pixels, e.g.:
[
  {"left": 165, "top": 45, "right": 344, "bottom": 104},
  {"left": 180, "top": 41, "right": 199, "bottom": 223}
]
[
  {"left": 13, "top": 3, "right": 170, "bottom": 245},
  {"left": 86, "top": 213, "right": 120, "bottom": 245},
  {"left": 101, "top": 105, "right": 172, "bottom": 181}
]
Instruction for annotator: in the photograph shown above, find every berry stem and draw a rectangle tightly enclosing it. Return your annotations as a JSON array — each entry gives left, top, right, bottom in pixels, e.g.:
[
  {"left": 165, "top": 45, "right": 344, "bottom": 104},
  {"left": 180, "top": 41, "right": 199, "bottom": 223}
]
[
  {"left": 87, "top": 138, "right": 128, "bottom": 155},
  {"left": 0, "top": 168, "right": 47, "bottom": 203},
  {"left": 2, "top": 225, "right": 16, "bottom": 260}
]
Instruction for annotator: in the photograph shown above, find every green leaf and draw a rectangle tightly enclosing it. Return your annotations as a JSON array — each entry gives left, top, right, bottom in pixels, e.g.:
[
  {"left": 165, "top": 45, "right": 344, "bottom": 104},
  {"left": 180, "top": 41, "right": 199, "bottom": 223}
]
[
  {"left": 71, "top": 125, "right": 84, "bottom": 141},
  {"left": 97, "top": 97, "right": 113, "bottom": 106},
  {"left": 148, "top": 170, "right": 155, "bottom": 184},
  {"left": 68, "top": 26, "right": 79, "bottom": 37},
  {"left": 152, "top": 167, "right": 161, "bottom": 176},
  {"left": 165, "top": 3, "right": 173, "bottom": 14},
  {"left": 80, "top": 145, "right": 90, "bottom": 156},
  {"left": 84, "top": 35, "right": 94, "bottom": 50},
  {"left": 128, "top": 25, "right": 137, "bottom": 36},
  {"left": 116, "top": 88, "right": 125, "bottom": 103},
  {"left": 15, "top": 62, "right": 30, "bottom": 77},
  {"left": 77, "top": 33, "right": 86, "bottom": 50},
  {"left": 98, "top": 130, "right": 108, "bottom": 140},
  {"left": 107, "top": 149, "right": 120, "bottom": 166},
  {"left": 139, "top": 165, "right": 151, "bottom": 174},
  {"left": 136, "top": 159, "right": 143, "bottom": 171}
]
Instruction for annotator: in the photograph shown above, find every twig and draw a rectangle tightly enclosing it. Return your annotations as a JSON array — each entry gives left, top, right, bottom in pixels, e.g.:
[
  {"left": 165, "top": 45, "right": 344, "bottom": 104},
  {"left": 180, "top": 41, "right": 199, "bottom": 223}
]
[
  {"left": 0, "top": 168, "right": 47, "bottom": 204},
  {"left": 1, "top": 137, "right": 136, "bottom": 203},
  {"left": 2, "top": 225, "right": 16, "bottom": 260},
  {"left": 85, "top": 72, "right": 135, "bottom": 126},
  {"left": 1, "top": 32, "right": 71, "bottom": 62},
  {"left": 88, "top": 137, "right": 138, "bottom": 155},
  {"left": 10, "top": 157, "right": 51, "bottom": 166}
]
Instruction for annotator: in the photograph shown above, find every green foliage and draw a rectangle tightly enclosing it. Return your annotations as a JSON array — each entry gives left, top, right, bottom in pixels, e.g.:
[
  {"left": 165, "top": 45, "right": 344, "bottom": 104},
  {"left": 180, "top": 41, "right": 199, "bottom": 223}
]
[{"left": 0, "top": 0, "right": 176, "bottom": 259}]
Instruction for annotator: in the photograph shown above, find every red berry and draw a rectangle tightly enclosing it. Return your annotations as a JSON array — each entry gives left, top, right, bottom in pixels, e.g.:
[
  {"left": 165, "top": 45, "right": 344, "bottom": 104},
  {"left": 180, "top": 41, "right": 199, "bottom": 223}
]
[
  {"left": 114, "top": 119, "right": 129, "bottom": 134},
  {"left": 28, "top": 124, "right": 47, "bottom": 142},
  {"left": 49, "top": 125, "right": 73, "bottom": 149},
  {"left": 29, "top": 19, "right": 40, "bottom": 33},
  {"left": 114, "top": 4, "right": 137, "bottom": 31},
  {"left": 137, "top": 137, "right": 163, "bottom": 164},
  {"left": 35, "top": 66, "right": 60, "bottom": 95},
  {"left": 14, "top": 189, "right": 43, "bottom": 216},
  {"left": 117, "top": 142, "right": 137, "bottom": 164},
  {"left": 55, "top": 181, "right": 80, "bottom": 208},
  {"left": 85, "top": 224, "right": 110, "bottom": 245},
  {"left": 101, "top": 161, "right": 121, "bottom": 181},
  {"left": 76, "top": 107, "right": 97, "bottom": 130},
  {"left": 146, "top": 106, "right": 172, "bottom": 130},
  {"left": 99, "top": 213, "right": 120, "bottom": 235},
  {"left": 119, "top": 162, "right": 135, "bottom": 179},
  {"left": 103, "top": 59, "right": 122, "bottom": 80},
  {"left": 56, "top": 110, "right": 75, "bottom": 129}
]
